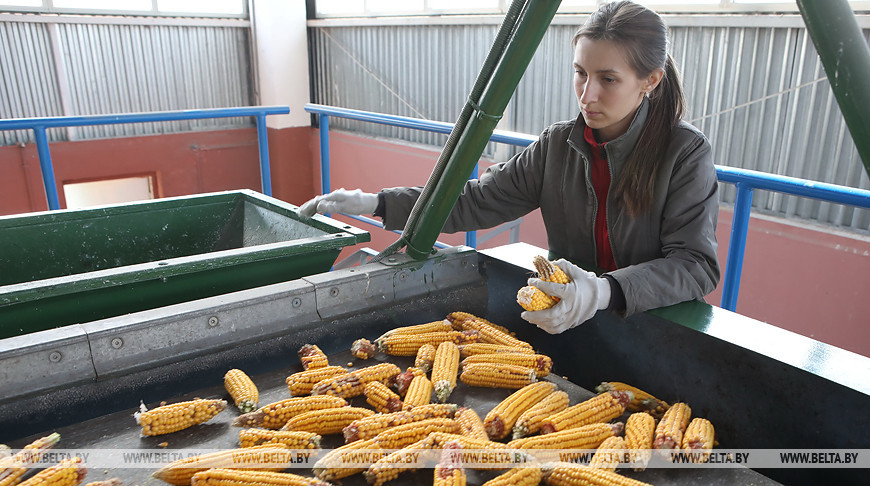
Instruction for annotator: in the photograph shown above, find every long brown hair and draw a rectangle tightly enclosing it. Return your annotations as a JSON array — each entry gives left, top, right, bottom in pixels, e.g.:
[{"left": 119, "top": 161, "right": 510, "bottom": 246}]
[{"left": 573, "top": 0, "right": 686, "bottom": 216}]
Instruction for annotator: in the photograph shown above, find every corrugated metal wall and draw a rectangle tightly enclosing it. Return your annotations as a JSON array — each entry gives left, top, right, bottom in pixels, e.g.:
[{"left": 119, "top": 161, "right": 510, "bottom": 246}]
[{"left": 309, "top": 21, "right": 870, "bottom": 234}]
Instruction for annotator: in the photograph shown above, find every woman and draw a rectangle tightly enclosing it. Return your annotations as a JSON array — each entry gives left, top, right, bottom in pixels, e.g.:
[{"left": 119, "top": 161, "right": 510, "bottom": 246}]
[{"left": 300, "top": 0, "right": 720, "bottom": 334}]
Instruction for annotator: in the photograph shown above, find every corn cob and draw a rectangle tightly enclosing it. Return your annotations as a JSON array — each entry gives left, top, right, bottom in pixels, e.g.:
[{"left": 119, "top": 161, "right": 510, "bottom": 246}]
[
  {"left": 482, "top": 467, "right": 542, "bottom": 486},
  {"left": 542, "top": 463, "right": 652, "bottom": 486},
  {"left": 484, "top": 382, "right": 557, "bottom": 440},
  {"left": 306, "top": 369, "right": 378, "bottom": 399},
  {"left": 453, "top": 315, "right": 533, "bottom": 350},
  {"left": 458, "top": 343, "right": 535, "bottom": 358},
  {"left": 0, "top": 432, "right": 61, "bottom": 486},
  {"left": 459, "top": 363, "right": 536, "bottom": 389},
  {"left": 297, "top": 344, "right": 329, "bottom": 370},
  {"left": 364, "top": 381, "right": 403, "bottom": 413},
  {"left": 540, "top": 391, "right": 632, "bottom": 434},
  {"left": 595, "top": 382, "right": 669, "bottom": 418},
  {"left": 83, "top": 479, "right": 122, "bottom": 486},
  {"left": 392, "top": 367, "right": 426, "bottom": 396},
  {"left": 427, "top": 432, "right": 508, "bottom": 451},
  {"left": 653, "top": 402, "right": 691, "bottom": 450},
  {"left": 224, "top": 369, "right": 259, "bottom": 413},
  {"left": 534, "top": 255, "right": 571, "bottom": 285},
  {"left": 517, "top": 285, "right": 559, "bottom": 311},
  {"left": 373, "top": 417, "right": 462, "bottom": 450},
  {"left": 238, "top": 429, "right": 321, "bottom": 449},
  {"left": 681, "top": 417, "right": 715, "bottom": 463},
  {"left": 153, "top": 445, "right": 290, "bottom": 486},
  {"left": 233, "top": 396, "right": 348, "bottom": 429},
  {"left": 191, "top": 469, "right": 329, "bottom": 486},
  {"left": 414, "top": 343, "right": 437, "bottom": 373},
  {"left": 589, "top": 436, "right": 627, "bottom": 472},
  {"left": 280, "top": 406, "right": 374, "bottom": 434},
  {"left": 364, "top": 433, "right": 441, "bottom": 486},
  {"left": 377, "top": 330, "right": 479, "bottom": 356},
  {"left": 512, "top": 390, "right": 570, "bottom": 439},
  {"left": 454, "top": 407, "right": 489, "bottom": 441},
  {"left": 312, "top": 438, "right": 383, "bottom": 481},
  {"left": 624, "top": 412, "right": 655, "bottom": 471},
  {"left": 433, "top": 440, "right": 465, "bottom": 486},
  {"left": 376, "top": 320, "right": 454, "bottom": 342},
  {"left": 18, "top": 457, "right": 87, "bottom": 486},
  {"left": 462, "top": 353, "right": 553, "bottom": 377},
  {"left": 401, "top": 374, "right": 433, "bottom": 410},
  {"left": 342, "top": 403, "right": 458, "bottom": 443},
  {"left": 431, "top": 342, "right": 460, "bottom": 403},
  {"left": 444, "top": 312, "right": 514, "bottom": 337},
  {"left": 351, "top": 338, "right": 378, "bottom": 360},
  {"left": 508, "top": 422, "right": 622, "bottom": 451},
  {"left": 135, "top": 399, "right": 226, "bottom": 436},
  {"left": 285, "top": 366, "right": 347, "bottom": 396}
]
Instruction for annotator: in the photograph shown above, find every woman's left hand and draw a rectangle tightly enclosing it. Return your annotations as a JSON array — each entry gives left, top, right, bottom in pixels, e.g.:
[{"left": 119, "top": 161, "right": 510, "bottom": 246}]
[{"left": 521, "top": 259, "right": 612, "bottom": 334}]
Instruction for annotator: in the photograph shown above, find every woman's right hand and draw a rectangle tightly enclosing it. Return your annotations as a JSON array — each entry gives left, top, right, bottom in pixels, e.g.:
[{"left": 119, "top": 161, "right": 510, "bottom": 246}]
[{"left": 298, "top": 188, "right": 378, "bottom": 219}]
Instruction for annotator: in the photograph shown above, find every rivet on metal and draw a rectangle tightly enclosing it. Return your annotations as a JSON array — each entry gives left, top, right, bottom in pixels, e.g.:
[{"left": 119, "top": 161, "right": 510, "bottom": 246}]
[
  {"left": 398, "top": 272, "right": 408, "bottom": 281},
  {"left": 111, "top": 337, "right": 124, "bottom": 349},
  {"left": 208, "top": 316, "right": 219, "bottom": 327},
  {"left": 329, "top": 287, "right": 340, "bottom": 297},
  {"left": 49, "top": 351, "right": 62, "bottom": 363},
  {"left": 292, "top": 297, "right": 302, "bottom": 308}
]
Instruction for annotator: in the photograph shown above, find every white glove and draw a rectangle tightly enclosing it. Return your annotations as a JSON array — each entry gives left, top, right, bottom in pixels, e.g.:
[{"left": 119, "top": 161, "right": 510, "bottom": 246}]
[
  {"left": 298, "top": 188, "right": 378, "bottom": 219},
  {"left": 521, "top": 259, "right": 612, "bottom": 334}
]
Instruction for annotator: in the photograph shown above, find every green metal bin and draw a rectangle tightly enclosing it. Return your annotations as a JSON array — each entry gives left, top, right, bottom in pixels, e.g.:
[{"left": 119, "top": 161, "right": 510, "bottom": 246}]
[{"left": 0, "top": 190, "right": 369, "bottom": 339}]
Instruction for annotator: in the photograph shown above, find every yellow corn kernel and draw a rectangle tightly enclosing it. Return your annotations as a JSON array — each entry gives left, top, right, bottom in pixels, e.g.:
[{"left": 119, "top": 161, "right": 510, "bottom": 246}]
[
  {"left": 589, "top": 436, "right": 627, "bottom": 472},
  {"left": 297, "top": 344, "right": 329, "bottom": 370},
  {"left": 233, "top": 396, "right": 348, "bottom": 429},
  {"left": 135, "top": 398, "right": 226, "bottom": 436},
  {"left": 238, "top": 429, "right": 321, "bottom": 449},
  {"left": 512, "top": 390, "right": 570, "bottom": 439},
  {"left": 153, "top": 445, "right": 290, "bottom": 486},
  {"left": 482, "top": 467, "right": 542, "bottom": 486},
  {"left": 373, "top": 417, "right": 462, "bottom": 450},
  {"left": 508, "top": 422, "right": 621, "bottom": 451},
  {"left": 280, "top": 407, "right": 374, "bottom": 435},
  {"left": 431, "top": 342, "right": 460, "bottom": 403},
  {"left": 444, "top": 312, "right": 515, "bottom": 337},
  {"left": 191, "top": 468, "right": 329, "bottom": 486},
  {"left": 484, "top": 382, "right": 557, "bottom": 440},
  {"left": 540, "top": 391, "right": 633, "bottom": 434},
  {"left": 459, "top": 363, "right": 536, "bottom": 389},
  {"left": 365, "top": 434, "right": 441, "bottom": 486},
  {"left": 401, "top": 374, "right": 433, "bottom": 410},
  {"left": 681, "top": 417, "right": 715, "bottom": 463},
  {"left": 342, "top": 403, "right": 458, "bottom": 443},
  {"left": 285, "top": 366, "right": 347, "bottom": 396},
  {"left": 533, "top": 255, "right": 571, "bottom": 285},
  {"left": 624, "top": 412, "right": 655, "bottom": 471},
  {"left": 351, "top": 338, "right": 378, "bottom": 360},
  {"left": 458, "top": 343, "right": 535, "bottom": 358},
  {"left": 313, "top": 438, "right": 383, "bottom": 481},
  {"left": 453, "top": 315, "right": 533, "bottom": 349},
  {"left": 654, "top": 402, "right": 691, "bottom": 451},
  {"left": 364, "top": 381, "right": 403, "bottom": 413},
  {"left": 542, "top": 463, "right": 652, "bottom": 486},
  {"left": 224, "top": 369, "right": 259, "bottom": 413},
  {"left": 18, "top": 457, "right": 86, "bottom": 486},
  {"left": 433, "top": 439, "right": 465, "bottom": 486},
  {"left": 516, "top": 286, "right": 558, "bottom": 311},
  {"left": 595, "top": 382, "right": 670, "bottom": 418},
  {"left": 0, "top": 432, "right": 61, "bottom": 486},
  {"left": 414, "top": 343, "right": 437, "bottom": 374},
  {"left": 377, "top": 330, "right": 479, "bottom": 356},
  {"left": 454, "top": 407, "right": 489, "bottom": 441},
  {"left": 376, "top": 320, "right": 454, "bottom": 342},
  {"left": 462, "top": 353, "right": 553, "bottom": 378}
]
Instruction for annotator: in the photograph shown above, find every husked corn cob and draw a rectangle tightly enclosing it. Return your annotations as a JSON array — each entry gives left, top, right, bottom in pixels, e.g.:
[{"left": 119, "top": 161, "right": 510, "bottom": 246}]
[
  {"left": 681, "top": 417, "right": 715, "bottom": 463},
  {"left": 517, "top": 285, "right": 558, "bottom": 311},
  {"left": 392, "top": 367, "right": 426, "bottom": 396},
  {"left": 653, "top": 402, "right": 691, "bottom": 450},
  {"left": 458, "top": 343, "right": 535, "bottom": 358},
  {"left": 445, "top": 312, "right": 514, "bottom": 337},
  {"left": 589, "top": 436, "right": 627, "bottom": 472},
  {"left": 351, "top": 338, "right": 378, "bottom": 360},
  {"left": 312, "top": 438, "right": 383, "bottom": 481},
  {"left": 233, "top": 396, "right": 348, "bottom": 429},
  {"left": 153, "top": 445, "right": 290, "bottom": 486},
  {"left": 355, "top": 362, "right": 402, "bottom": 384},
  {"left": 453, "top": 315, "right": 533, "bottom": 350},
  {"left": 624, "top": 412, "right": 655, "bottom": 471},
  {"left": 431, "top": 342, "right": 460, "bottom": 403},
  {"left": 373, "top": 417, "right": 462, "bottom": 449},
  {"left": 540, "top": 391, "right": 633, "bottom": 434},
  {"left": 238, "top": 429, "right": 321, "bottom": 449},
  {"left": 224, "top": 369, "right": 259, "bottom": 413},
  {"left": 297, "top": 344, "right": 329, "bottom": 370},
  {"left": 595, "top": 382, "right": 669, "bottom": 418},
  {"left": 135, "top": 399, "right": 226, "bottom": 436},
  {"left": 18, "top": 457, "right": 87, "bottom": 486},
  {"left": 462, "top": 353, "right": 553, "bottom": 378},
  {"left": 533, "top": 255, "right": 571, "bottom": 285},
  {"left": 191, "top": 469, "right": 329, "bottom": 486},
  {"left": 433, "top": 440, "right": 465, "bottom": 486},
  {"left": 513, "top": 390, "right": 570, "bottom": 439},
  {"left": 309, "top": 363, "right": 400, "bottom": 399},
  {"left": 280, "top": 407, "right": 374, "bottom": 434},
  {"left": 508, "top": 422, "right": 622, "bottom": 451},
  {"left": 459, "top": 363, "right": 536, "bottom": 389},
  {"left": 364, "top": 381, "right": 403, "bottom": 413},
  {"left": 454, "top": 407, "right": 489, "bottom": 441},
  {"left": 365, "top": 433, "right": 441, "bottom": 486},
  {"left": 414, "top": 343, "right": 437, "bottom": 373},
  {"left": 482, "top": 467, "right": 542, "bottom": 486},
  {"left": 377, "top": 330, "right": 479, "bottom": 356},
  {"left": 376, "top": 320, "right": 454, "bottom": 342},
  {"left": 0, "top": 432, "right": 61, "bottom": 486},
  {"left": 343, "top": 403, "right": 458, "bottom": 443},
  {"left": 285, "top": 366, "right": 347, "bottom": 396},
  {"left": 484, "top": 382, "right": 557, "bottom": 440},
  {"left": 542, "top": 463, "right": 652, "bottom": 486},
  {"left": 401, "top": 374, "right": 433, "bottom": 410}
]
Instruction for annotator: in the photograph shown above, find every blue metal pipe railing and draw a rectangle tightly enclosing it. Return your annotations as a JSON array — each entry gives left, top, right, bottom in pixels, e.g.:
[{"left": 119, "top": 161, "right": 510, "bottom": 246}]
[
  {"left": 306, "top": 103, "right": 870, "bottom": 313},
  {"left": 0, "top": 106, "right": 290, "bottom": 209}
]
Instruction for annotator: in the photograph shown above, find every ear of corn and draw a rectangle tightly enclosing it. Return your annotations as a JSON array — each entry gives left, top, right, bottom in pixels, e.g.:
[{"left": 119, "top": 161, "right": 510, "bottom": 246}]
[
  {"left": 280, "top": 407, "right": 374, "bottom": 435},
  {"left": 481, "top": 467, "right": 542, "bottom": 486},
  {"left": 18, "top": 457, "right": 86, "bottom": 486},
  {"left": 191, "top": 468, "right": 330, "bottom": 486},
  {"left": 459, "top": 363, "right": 536, "bottom": 389},
  {"left": 508, "top": 422, "right": 621, "bottom": 451},
  {"left": 153, "top": 445, "right": 289, "bottom": 485},
  {"left": 312, "top": 438, "right": 383, "bottom": 481},
  {"left": 285, "top": 366, "right": 347, "bottom": 396},
  {"left": 224, "top": 369, "right": 259, "bottom": 413},
  {"left": 462, "top": 353, "right": 553, "bottom": 377},
  {"left": 451, "top": 315, "right": 532, "bottom": 350},
  {"left": 533, "top": 256, "right": 571, "bottom": 285},
  {"left": 363, "top": 381, "right": 403, "bottom": 413},
  {"left": 589, "top": 436, "right": 628, "bottom": 472},
  {"left": 351, "top": 338, "right": 378, "bottom": 360},
  {"left": 0, "top": 432, "right": 61, "bottom": 486},
  {"left": 624, "top": 412, "right": 655, "bottom": 471},
  {"left": 542, "top": 463, "right": 652, "bottom": 486},
  {"left": 297, "top": 344, "right": 329, "bottom": 370},
  {"left": 484, "top": 382, "right": 557, "bottom": 440},
  {"left": 364, "top": 434, "right": 441, "bottom": 486},
  {"left": 392, "top": 367, "right": 426, "bottom": 396},
  {"left": 595, "top": 381, "right": 669, "bottom": 418},
  {"left": 458, "top": 343, "right": 535, "bottom": 358},
  {"left": 681, "top": 417, "right": 715, "bottom": 463},
  {"left": 135, "top": 399, "right": 226, "bottom": 436},
  {"left": 401, "top": 374, "right": 433, "bottom": 410},
  {"left": 414, "top": 343, "right": 437, "bottom": 374},
  {"left": 454, "top": 407, "right": 489, "bottom": 441},
  {"left": 517, "top": 286, "right": 559, "bottom": 312},
  {"left": 653, "top": 402, "right": 691, "bottom": 450},
  {"left": 540, "top": 391, "right": 633, "bottom": 434},
  {"left": 433, "top": 440, "right": 465, "bottom": 486},
  {"left": 342, "top": 403, "right": 458, "bottom": 443},
  {"left": 377, "top": 330, "right": 479, "bottom": 356},
  {"left": 431, "top": 342, "right": 460, "bottom": 403},
  {"left": 310, "top": 363, "right": 400, "bottom": 399},
  {"left": 444, "top": 312, "right": 515, "bottom": 337},
  {"left": 512, "top": 390, "right": 570, "bottom": 439},
  {"left": 376, "top": 320, "right": 454, "bottom": 342},
  {"left": 233, "top": 396, "right": 348, "bottom": 429},
  {"left": 238, "top": 429, "right": 321, "bottom": 449},
  {"left": 373, "top": 417, "right": 462, "bottom": 450}
]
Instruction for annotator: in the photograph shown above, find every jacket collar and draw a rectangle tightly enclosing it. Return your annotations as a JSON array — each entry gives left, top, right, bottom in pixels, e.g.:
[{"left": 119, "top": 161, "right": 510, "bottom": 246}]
[{"left": 567, "top": 97, "right": 650, "bottom": 163}]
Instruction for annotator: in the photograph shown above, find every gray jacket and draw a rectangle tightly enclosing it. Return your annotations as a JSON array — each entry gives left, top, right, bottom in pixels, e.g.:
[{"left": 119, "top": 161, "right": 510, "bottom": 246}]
[{"left": 381, "top": 99, "right": 720, "bottom": 315}]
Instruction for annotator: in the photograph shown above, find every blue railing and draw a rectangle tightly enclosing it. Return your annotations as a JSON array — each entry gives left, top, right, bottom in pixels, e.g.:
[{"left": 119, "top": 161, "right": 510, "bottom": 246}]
[
  {"left": 0, "top": 106, "right": 290, "bottom": 210},
  {"left": 306, "top": 103, "right": 870, "bottom": 312}
]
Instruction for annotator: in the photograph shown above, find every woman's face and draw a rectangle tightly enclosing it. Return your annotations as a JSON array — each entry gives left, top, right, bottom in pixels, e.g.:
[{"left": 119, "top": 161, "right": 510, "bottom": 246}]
[{"left": 573, "top": 37, "right": 662, "bottom": 142}]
